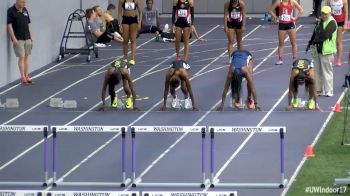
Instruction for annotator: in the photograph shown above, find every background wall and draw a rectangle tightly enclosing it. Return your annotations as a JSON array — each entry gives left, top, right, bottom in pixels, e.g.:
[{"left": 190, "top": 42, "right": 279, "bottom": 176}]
[{"left": 0, "top": 0, "right": 107, "bottom": 87}]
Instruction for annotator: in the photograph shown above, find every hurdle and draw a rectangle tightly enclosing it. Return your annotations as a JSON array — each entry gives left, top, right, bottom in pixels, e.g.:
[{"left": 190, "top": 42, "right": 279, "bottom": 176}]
[
  {"left": 0, "top": 125, "right": 49, "bottom": 186},
  {"left": 47, "top": 191, "right": 138, "bottom": 196},
  {"left": 142, "top": 191, "right": 238, "bottom": 196},
  {"left": 130, "top": 126, "right": 209, "bottom": 188},
  {"left": 209, "top": 126, "right": 288, "bottom": 188},
  {"left": 51, "top": 126, "right": 131, "bottom": 187},
  {"left": 0, "top": 190, "right": 43, "bottom": 196}
]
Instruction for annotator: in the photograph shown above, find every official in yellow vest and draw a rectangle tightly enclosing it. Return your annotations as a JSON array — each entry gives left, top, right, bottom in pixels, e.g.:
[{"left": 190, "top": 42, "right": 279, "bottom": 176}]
[{"left": 307, "top": 6, "right": 337, "bottom": 97}]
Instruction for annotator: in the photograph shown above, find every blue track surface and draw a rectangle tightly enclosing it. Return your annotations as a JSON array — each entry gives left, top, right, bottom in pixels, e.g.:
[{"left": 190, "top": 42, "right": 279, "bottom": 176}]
[{"left": 0, "top": 18, "right": 349, "bottom": 196}]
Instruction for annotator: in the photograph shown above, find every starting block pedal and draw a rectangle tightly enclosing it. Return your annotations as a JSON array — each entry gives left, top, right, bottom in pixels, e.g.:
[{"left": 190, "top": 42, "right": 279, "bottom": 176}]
[
  {"left": 166, "top": 97, "right": 192, "bottom": 109},
  {"left": 49, "top": 98, "right": 64, "bottom": 108},
  {"left": 5, "top": 98, "right": 19, "bottom": 108},
  {"left": 0, "top": 100, "right": 4, "bottom": 109},
  {"left": 292, "top": 98, "right": 315, "bottom": 110},
  {"left": 63, "top": 100, "right": 77, "bottom": 109}
]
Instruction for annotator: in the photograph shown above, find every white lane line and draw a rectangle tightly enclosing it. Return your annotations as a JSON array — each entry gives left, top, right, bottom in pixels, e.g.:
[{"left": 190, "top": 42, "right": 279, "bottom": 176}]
[
  {"left": 141, "top": 25, "right": 220, "bottom": 76},
  {"left": 209, "top": 89, "right": 288, "bottom": 184},
  {"left": 64, "top": 25, "right": 221, "bottom": 126},
  {"left": 88, "top": 38, "right": 156, "bottom": 76},
  {"left": 281, "top": 89, "right": 348, "bottom": 196},
  {"left": 42, "top": 25, "right": 261, "bottom": 191},
  {"left": 0, "top": 38, "right": 157, "bottom": 171},
  {"left": 125, "top": 25, "right": 303, "bottom": 191},
  {"left": 194, "top": 25, "right": 261, "bottom": 77},
  {"left": 0, "top": 54, "right": 79, "bottom": 96},
  {"left": 120, "top": 26, "right": 265, "bottom": 190},
  {"left": 51, "top": 133, "right": 122, "bottom": 185}
]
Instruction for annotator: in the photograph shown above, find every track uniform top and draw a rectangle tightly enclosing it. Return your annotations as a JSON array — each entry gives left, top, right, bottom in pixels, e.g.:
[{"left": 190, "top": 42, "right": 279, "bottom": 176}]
[
  {"left": 175, "top": 0, "right": 191, "bottom": 24},
  {"left": 123, "top": 0, "right": 136, "bottom": 11},
  {"left": 279, "top": 0, "right": 294, "bottom": 24},
  {"left": 228, "top": 0, "right": 242, "bottom": 23},
  {"left": 171, "top": 60, "right": 190, "bottom": 70},
  {"left": 231, "top": 50, "right": 252, "bottom": 77},
  {"left": 330, "top": 0, "right": 345, "bottom": 22}
]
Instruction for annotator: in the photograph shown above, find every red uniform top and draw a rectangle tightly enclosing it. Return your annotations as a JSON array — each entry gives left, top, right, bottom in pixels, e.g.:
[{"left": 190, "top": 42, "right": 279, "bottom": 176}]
[
  {"left": 278, "top": 0, "right": 294, "bottom": 24},
  {"left": 330, "top": 0, "right": 346, "bottom": 22}
]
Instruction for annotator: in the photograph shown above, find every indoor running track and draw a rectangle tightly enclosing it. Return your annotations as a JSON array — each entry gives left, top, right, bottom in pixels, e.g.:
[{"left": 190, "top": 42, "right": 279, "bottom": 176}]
[{"left": 0, "top": 18, "right": 349, "bottom": 196}]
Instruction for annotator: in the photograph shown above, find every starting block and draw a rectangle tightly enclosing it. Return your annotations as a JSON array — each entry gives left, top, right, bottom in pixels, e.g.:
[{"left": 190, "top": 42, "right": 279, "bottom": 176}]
[
  {"left": 5, "top": 98, "right": 19, "bottom": 108},
  {"left": 0, "top": 100, "right": 5, "bottom": 109},
  {"left": 166, "top": 97, "right": 192, "bottom": 109},
  {"left": 292, "top": 98, "right": 315, "bottom": 110},
  {"left": 63, "top": 100, "right": 77, "bottom": 109},
  {"left": 49, "top": 98, "right": 77, "bottom": 109},
  {"left": 49, "top": 98, "right": 63, "bottom": 108}
]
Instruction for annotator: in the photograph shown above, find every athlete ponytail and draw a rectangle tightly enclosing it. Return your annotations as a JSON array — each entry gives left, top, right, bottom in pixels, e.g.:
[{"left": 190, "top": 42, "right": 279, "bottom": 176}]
[{"left": 231, "top": 71, "right": 243, "bottom": 100}]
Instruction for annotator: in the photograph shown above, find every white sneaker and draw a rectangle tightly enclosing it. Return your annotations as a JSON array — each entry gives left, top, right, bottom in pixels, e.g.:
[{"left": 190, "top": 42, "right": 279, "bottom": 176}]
[
  {"left": 317, "top": 91, "right": 325, "bottom": 96},
  {"left": 184, "top": 98, "right": 192, "bottom": 109},
  {"left": 275, "top": 60, "right": 283, "bottom": 65},
  {"left": 94, "top": 43, "right": 106, "bottom": 47},
  {"left": 171, "top": 96, "right": 181, "bottom": 109},
  {"left": 325, "top": 91, "right": 333, "bottom": 97}
]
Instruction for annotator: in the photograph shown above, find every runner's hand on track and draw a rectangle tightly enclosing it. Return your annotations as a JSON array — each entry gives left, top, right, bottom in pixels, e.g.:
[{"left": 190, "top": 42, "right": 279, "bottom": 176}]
[
  {"left": 98, "top": 105, "right": 106, "bottom": 111},
  {"left": 254, "top": 103, "right": 261, "bottom": 111},
  {"left": 285, "top": 105, "right": 292, "bottom": 111},
  {"left": 160, "top": 105, "right": 167, "bottom": 111}
]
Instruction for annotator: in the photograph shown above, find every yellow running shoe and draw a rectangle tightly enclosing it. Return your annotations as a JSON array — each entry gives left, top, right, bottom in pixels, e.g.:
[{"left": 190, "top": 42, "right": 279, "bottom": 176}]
[
  {"left": 129, "top": 59, "right": 135, "bottom": 66},
  {"left": 307, "top": 98, "right": 314, "bottom": 109},
  {"left": 125, "top": 97, "right": 133, "bottom": 109},
  {"left": 111, "top": 96, "right": 118, "bottom": 108},
  {"left": 292, "top": 97, "right": 299, "bottom": 108}
]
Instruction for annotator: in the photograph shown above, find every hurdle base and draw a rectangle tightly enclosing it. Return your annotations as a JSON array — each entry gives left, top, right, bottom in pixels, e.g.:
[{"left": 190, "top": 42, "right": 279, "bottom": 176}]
[
  {"left": 56, "top": 180, "right": 131, "bottom": 187},
  {"left": 133, "top": 178, "right": 210, "bottom": 188},
  {"left": 334, "top": 178, "right": 350, "bottom": 185},
  {"left": 0, "top": 182, "right": 46, "bottom": 186},
  {"left": 211, "top": 180, "right": 288, "bottom": 189}
]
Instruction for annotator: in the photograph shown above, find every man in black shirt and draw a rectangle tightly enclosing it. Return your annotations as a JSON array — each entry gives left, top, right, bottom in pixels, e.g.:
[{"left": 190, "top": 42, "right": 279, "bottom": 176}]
[{"left": 7, "top": 0, "right": 33, "bottom": 85}]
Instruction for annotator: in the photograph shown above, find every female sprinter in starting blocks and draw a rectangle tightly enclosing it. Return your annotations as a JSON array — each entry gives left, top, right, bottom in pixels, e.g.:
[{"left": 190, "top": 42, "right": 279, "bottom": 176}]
[
  {"left": 217, "top": 49, "right": 261, "bottom": 111},
  {"left": 286, "top": 58, "right": 322, "bottom": 111},
  {"left": 99, "top": 60, "right": 140, "bottom": 111}
]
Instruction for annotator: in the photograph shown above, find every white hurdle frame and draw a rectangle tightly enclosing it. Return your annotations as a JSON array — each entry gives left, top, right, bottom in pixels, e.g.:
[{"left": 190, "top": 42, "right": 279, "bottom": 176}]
[
  {"left": 0, "top": 125, "right": 49, "bottom": 187},
  {"left": 209, "top": 126, "right": 288, "bottom": 188},
  {"left": 130, "top": 126, "right": 210, "bottom": 188},
  {"left": 51, "top": 125, "right": 131, "bottom": 187}
]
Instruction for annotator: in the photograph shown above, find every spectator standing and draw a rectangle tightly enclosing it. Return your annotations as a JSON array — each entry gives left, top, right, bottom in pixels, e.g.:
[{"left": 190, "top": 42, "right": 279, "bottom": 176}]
[{"left": 7, "top": 0, "right": 33, "bottom": 84}]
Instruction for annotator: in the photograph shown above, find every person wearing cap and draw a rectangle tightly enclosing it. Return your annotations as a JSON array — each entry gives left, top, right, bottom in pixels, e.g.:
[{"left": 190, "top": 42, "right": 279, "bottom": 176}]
[
  {"left": 286, "top": 59, "right": 322, "bottom": 111},
  {"left": 307, "top": 6, "right": 337, "bottom": 97}
]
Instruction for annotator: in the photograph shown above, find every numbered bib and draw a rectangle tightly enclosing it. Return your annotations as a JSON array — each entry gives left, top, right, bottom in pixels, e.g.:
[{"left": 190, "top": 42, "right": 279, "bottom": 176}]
[
  {"left": 332, "top": 8, "right": 342, "bottom": 15},
  {"left": 178, "top": 9, "right": 188, "bottom": 17},
  {"left": 280, "top": 14, "right": 291, "bottom": 22},
  {"left": 230, "top": 11, "right": 241, "bottom": 19},
  {"left": 125, "top": 2, "right": 135, "bottom": 10}
]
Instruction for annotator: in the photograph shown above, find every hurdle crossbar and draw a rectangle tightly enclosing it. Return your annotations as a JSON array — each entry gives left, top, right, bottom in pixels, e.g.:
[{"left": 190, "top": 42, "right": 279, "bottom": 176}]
[
  {"left": 47, "top": 191, "right": 138, "bottom": 196},
  {"left": 130, "top": 126, "right": 209, "bottom": 188},
  {"left": 51, "top": 126, "right": 131, "bottom": 187},
  {"left": 0, "top": 125, "right": 49, "bottom": 187},
  {"left": 142, "top": 191, "right": 238, "bottom": 196},
  {"left": 209, "top": 126, "right": 288, "bottom": 188}
]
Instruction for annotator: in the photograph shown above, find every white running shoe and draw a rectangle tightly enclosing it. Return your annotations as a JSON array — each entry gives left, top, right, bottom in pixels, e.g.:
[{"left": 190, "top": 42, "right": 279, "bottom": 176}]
[
  {"left": 184, "top": 98, "right": 192, "bottom": 109},
  {"left": 275, "top": 60, "right": 283, "bottom": 65},
  {"left": 171, "top": 96, "right": 181, "bottom": 109}
]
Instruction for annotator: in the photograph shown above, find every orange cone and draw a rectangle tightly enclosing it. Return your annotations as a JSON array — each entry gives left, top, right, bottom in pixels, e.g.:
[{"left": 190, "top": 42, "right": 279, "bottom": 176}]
[
  {"left": 333, "top": 103, "right": 342, "bottom": 112},
  {"left": 304, "top": 145, "right": 315, "bottom": 157}
]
